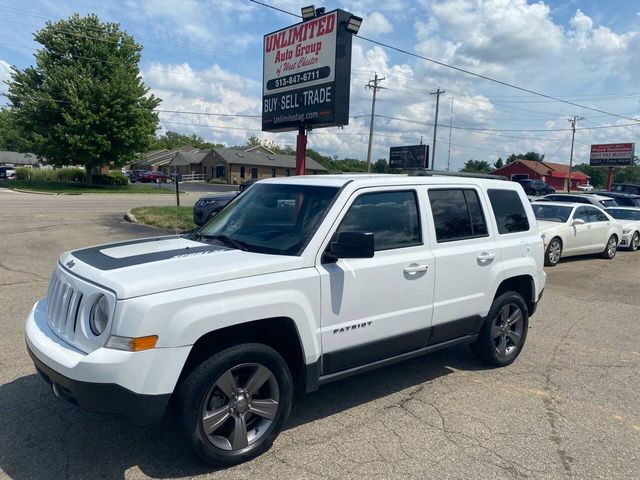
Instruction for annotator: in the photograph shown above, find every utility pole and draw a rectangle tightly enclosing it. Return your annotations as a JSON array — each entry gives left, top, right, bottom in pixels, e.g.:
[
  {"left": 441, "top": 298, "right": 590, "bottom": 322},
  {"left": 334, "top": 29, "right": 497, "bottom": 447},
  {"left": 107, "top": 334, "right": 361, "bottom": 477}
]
[
  {"left": 365, "top": 73, "right": 385, "bottom": 172},
  {"left": 430, "top": 87, "right": 445, "bottom": 170},
  {"left": 447, "top": 97, "right": 454, "bottom": 172},
  {"left": 567, "top": 115, "right": 583, "bottom": 192}
]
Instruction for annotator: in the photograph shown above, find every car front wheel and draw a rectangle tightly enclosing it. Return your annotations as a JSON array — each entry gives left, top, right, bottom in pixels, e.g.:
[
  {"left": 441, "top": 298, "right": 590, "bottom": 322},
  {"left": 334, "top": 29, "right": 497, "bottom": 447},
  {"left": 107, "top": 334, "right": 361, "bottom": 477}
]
[
  {"left": 601, "top": 235, "right": 618, "bottom": 259},
  {"left": 630, "top": 232, "right": 639, "bottom": 252},
  {"left": 470, "top": 292, "right": 529, "bottom": 367},
  {"left": 544, "top": 238, "right": 562, "bottom": 266},
  {"left": 178, "top": 343, "right": 293, "bottom": 466}
]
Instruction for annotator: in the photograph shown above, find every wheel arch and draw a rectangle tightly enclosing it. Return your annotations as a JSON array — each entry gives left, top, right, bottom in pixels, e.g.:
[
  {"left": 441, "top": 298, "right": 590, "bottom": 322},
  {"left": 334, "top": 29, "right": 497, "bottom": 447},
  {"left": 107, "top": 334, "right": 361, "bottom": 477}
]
[
  {"left": 176, "top": 317, "right": 308, "bottom": 394},
  {"left": 494, "top": 275, "right": 535, "bottom": 317}
]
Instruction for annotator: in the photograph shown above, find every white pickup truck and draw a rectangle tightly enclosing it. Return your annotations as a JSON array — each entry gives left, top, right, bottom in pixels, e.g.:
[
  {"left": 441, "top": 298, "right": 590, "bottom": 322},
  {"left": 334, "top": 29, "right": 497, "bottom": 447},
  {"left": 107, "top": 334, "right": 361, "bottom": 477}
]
[{"left": 26, "top": 173, "right": 545, "bottom": 466}]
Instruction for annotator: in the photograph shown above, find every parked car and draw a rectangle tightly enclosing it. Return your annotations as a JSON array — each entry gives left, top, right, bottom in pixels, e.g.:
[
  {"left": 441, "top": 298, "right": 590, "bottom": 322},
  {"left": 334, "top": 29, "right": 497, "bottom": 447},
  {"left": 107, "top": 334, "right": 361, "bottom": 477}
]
[
  {"left": 516, "top": 179, "right": 555, "bottom": 196},
  {"left": 542, "top": 193, "right": 618, "bottom": 208},
  {"left": 125, "top": 170, "right": 146, "bottom": 183},
  {"left": 611, "top": 183, "right": 640, "bottom": 195},
  {"left": 139, "top": 170, "right": 171, "bottom": 183},
  {"left": 532, "top": 202, "right": 622, "bottom": 266},
  {"left": 0, "top": 166, "right": 16, "bottom": 180},
  {"left": 239, "top": 178, "right": 259, "bottom": 192},
  {"left": 26, "top": 173, "right": 546, "bottom": 466},
  {"left": 605, "top": 207, "right": 640, "bottom": 251},
  {"left": 593, "top": 191, "right": 640, "bottom": 207},
  {"left": 576, "top": 183, "right": 594, "bottom": 192},
  {"left": 193, "top": 192, "right": 239, "bottom": 227}
]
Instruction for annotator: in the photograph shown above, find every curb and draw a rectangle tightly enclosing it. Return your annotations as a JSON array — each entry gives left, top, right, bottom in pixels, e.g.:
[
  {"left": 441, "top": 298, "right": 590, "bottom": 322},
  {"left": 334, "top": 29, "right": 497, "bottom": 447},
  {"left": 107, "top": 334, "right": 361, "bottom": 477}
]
[
  {"left": 123, "top": 209, "right": 138, "bottom": 223},
  {"left": 11, "top": 188, "right": 57, "bottom": 195}
]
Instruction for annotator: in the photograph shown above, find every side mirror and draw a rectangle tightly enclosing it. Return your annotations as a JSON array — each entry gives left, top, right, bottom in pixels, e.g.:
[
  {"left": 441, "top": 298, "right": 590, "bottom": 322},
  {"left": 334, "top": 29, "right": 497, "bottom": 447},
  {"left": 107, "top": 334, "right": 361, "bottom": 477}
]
[
  {"left": 572, "top": 218, "right": 585, "bottom": 226},
  {"left": 329, "top": 231, "right": 374, "bottom": 259}
]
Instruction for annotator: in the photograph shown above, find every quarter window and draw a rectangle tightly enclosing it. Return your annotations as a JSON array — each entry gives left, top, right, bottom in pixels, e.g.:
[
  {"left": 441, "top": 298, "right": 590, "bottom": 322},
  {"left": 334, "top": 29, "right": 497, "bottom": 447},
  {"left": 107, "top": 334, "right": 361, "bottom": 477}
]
[
  {"left": 336, "top": 191, "right": 421, "bottom": 251},
  {"left": 588, "top": 208, "right": 608, "bottom": 222},
  {"left": 487, "top": 189, "right": 530, "bottom": 234},
  {"left": 429, "top": 189, "right": 488, "bottom": 242}
]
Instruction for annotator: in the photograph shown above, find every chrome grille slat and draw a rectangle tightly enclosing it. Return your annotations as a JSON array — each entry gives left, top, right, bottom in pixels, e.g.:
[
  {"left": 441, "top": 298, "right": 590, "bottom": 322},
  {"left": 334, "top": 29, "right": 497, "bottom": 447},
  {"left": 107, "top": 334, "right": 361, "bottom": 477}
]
[
  {"left": 64, "top": 291, "right": 81, "bottom": 338},
  {"left": 46, "top": 268, "right": 83, "bottom": 342}
]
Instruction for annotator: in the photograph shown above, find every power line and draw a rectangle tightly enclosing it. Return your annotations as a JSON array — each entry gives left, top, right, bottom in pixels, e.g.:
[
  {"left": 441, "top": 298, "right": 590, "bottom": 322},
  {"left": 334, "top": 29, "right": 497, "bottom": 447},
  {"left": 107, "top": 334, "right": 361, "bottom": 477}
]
[{"left": 247, "top": 0, "right": 639, "bottom": 124}]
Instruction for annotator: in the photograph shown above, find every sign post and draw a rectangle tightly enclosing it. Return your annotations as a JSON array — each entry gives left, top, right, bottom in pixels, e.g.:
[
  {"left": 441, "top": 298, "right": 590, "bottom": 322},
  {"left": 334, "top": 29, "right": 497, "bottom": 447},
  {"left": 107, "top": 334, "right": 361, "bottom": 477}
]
[
  {"left": 262, "top": 8, "right": 361, "bottom": 175},
  {"left": 589, "top": 143, "right": 635, "bottom": 191}
]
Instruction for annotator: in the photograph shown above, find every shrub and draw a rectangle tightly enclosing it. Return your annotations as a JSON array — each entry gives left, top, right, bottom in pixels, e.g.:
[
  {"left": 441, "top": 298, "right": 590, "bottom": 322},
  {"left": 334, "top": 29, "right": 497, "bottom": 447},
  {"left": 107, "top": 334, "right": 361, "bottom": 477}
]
[
  {"left": 91, "top": 171, "right": 129, "bottom": 186},
  {"left": 14, "top": 167, "right": 85, "bottom": 182},
  {"left": 109, "top": 171, "right": 129, "bottom": 185}
]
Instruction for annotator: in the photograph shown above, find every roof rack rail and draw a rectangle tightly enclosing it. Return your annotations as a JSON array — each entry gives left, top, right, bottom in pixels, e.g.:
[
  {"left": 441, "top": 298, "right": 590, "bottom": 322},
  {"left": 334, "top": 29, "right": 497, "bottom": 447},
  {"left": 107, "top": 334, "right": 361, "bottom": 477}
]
[{"left": 409, "top": 169, "right": 508, "bottom": 181}]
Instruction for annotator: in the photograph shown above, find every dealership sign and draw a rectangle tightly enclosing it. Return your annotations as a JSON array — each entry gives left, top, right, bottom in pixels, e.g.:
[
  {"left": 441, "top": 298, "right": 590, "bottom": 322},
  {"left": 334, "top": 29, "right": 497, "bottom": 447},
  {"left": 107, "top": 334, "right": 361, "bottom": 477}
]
[
  {"left": 389, "top": 144, "right": 429, "bottom": 169},
  {"left": 589, "top": 143, "right": 635, "bottom": 167},
  {"left": 262, "top": 10, "right": 355, "bottom": 132}
]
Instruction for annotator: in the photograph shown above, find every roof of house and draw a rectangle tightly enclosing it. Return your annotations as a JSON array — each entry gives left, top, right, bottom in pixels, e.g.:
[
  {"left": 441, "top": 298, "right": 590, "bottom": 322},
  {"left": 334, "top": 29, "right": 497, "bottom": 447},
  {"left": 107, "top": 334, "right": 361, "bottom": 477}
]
[
  {"left": 136, "top": 146, "right": 201, "bottom": 168},
  {"left": 214, "top": 147, "right": 328, "bottom": 171},
  {"left": 171, "top": 150, "right": 210, "bottom": 166},
  {"left": 494, "top": 159, "right": 589, "bottom": 181},
  {"left": 0, "top": 151, "right": 41, "bottom": 166}
]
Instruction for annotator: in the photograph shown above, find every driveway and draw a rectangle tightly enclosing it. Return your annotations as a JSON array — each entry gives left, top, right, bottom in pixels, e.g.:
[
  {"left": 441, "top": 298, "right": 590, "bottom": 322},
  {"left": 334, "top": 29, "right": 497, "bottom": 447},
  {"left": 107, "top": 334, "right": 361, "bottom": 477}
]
[{"left": 1, "top": 188, "right": 638, "bottom": 479}]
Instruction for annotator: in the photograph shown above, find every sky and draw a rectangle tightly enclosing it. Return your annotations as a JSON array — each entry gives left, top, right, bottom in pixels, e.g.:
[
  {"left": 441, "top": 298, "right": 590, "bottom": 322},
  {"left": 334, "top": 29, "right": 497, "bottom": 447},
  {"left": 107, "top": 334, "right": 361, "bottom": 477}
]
[{"left": 0, "top": 0, "right": 639, "bottom": 171}]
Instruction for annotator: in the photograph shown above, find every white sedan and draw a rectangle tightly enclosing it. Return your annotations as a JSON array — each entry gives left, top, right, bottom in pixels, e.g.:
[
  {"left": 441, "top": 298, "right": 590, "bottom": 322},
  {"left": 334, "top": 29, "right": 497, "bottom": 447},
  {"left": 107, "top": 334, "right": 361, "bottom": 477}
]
[
  {"left": 532, "top": 202, "right": 623, "bottom": 266},
  {"left": 605, "top": 207, "right": 640, "bottom": 251}
]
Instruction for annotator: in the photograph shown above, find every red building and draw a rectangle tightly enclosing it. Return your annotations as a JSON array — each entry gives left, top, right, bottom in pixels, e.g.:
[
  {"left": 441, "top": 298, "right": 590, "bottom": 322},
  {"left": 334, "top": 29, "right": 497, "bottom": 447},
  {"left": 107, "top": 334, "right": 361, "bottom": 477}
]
[{"left": 492, "top": 159, "right": 589, "bottom": 191}]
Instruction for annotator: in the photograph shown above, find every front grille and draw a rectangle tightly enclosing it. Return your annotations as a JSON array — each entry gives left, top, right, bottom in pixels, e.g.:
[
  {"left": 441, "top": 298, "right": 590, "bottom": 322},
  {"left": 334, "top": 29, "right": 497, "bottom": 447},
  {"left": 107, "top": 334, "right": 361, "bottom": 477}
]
[{"left": 47, "top": 271, "right": 83, "bottom": 342}]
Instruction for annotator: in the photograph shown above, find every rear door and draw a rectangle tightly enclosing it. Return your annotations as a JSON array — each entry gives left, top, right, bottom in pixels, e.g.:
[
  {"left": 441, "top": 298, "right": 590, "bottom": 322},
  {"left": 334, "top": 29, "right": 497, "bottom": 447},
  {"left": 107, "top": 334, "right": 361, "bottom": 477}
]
[
  {"left": 427, "top": 186, "right": 502, "bottom": 344},
  {"left": 317, "top": 188, "right": 434, "bottom": 375}
]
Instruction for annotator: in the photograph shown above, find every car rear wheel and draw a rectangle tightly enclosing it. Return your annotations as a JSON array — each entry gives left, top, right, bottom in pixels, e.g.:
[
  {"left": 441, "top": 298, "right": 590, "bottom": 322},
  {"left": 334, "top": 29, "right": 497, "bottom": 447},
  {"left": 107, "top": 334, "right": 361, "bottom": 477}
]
[
  {"left": 178, "top": 343, "right": 293, "bottom": 466},
  {"left": 601, "top": 235, "right": 618, "bottom": 259},
  {"left": 470, "top": 292, "right": 529, "bottom": 367},
  {"left": 544, "top": 238, "right": 562, "bottom": 266},
  {"left": 630, "top": 232, "right": 640, "bottom": 252}
]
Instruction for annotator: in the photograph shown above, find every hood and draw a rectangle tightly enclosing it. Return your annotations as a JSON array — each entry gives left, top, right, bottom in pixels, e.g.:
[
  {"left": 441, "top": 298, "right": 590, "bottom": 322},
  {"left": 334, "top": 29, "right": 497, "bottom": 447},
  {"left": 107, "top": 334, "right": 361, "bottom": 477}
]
[{"left": 59, "top": 235, "right": 303, "bottom": 299}]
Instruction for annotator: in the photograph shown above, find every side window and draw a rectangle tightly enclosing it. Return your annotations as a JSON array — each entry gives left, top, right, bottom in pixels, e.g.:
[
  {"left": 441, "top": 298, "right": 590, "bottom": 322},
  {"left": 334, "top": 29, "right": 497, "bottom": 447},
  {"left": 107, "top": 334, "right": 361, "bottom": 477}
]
[
  {"left": 336, "top": 191, "right": 421, "bottom": 251},
  {"left": 429, "top": 189, "right": 488, "bottom": 242},
  {"left": 588, "top": 208, "right": 608, "bottom": 222},
  {"left": 573, "top": 207, "right": 589, "bottom": 222},
  {"left": 487, "top": 189, "right": 530, "bottom": 234}
]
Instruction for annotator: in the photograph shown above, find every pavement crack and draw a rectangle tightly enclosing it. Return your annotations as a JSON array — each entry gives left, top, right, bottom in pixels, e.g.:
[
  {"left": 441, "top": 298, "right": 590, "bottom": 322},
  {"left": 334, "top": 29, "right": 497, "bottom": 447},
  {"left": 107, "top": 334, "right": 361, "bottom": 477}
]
[{"left": 0, "top": 260, "right": 48, "bottom": 281}]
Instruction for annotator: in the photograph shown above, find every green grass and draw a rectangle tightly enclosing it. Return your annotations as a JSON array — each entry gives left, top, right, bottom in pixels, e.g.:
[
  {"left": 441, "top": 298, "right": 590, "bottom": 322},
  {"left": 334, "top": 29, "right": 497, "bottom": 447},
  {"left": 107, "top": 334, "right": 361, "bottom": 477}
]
[
  {"left": 2, "top": 180, "right": 174, "bottom": 194},
  {"left": 130, "top": 206, "right": 195, "bottom": 231}
]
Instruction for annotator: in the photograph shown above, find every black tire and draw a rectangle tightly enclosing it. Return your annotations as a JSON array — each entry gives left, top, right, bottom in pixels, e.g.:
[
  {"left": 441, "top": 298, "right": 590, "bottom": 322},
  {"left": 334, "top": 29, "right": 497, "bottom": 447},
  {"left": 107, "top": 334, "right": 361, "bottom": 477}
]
[
  {"left": 470, "top": 292, "right": 529, "bottom": 367},
  {"left": 600, "top": 235, "right": 618, "bottom": 259},
  {"left": 544, "top": 237, "right": 562, "bottom": 267},
  {"left": 177, "top": 343, "right": 293, "bottom": 467},
  {"left": 629, "top": 232, "right": 639, "bottom": 252}
]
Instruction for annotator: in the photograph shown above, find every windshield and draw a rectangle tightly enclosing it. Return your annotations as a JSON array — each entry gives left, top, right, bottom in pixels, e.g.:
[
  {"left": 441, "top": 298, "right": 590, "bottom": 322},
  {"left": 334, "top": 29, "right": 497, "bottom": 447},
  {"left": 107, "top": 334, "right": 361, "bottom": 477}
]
[
  {"left": 600, "top": 199, "right": 618, "bottom": 208},
  {"left": 607, "top": 209, "right": 640, "bottom": 221},
  {"left": 532, "top": 204, "right": 572, "bottom": 223},
  {"left": 196, "top": 183, "right": 339, "bottom": 255}
]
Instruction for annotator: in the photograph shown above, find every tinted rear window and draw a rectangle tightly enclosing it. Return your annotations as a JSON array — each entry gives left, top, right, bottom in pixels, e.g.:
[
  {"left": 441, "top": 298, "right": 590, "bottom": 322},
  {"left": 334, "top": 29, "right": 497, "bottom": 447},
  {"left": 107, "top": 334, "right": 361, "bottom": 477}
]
[
  {"left": 487, "top": 189, "right": 530, "bottom": 234},
  {"left": 429, "top": 189, "right": 488, "bottom": 242}
]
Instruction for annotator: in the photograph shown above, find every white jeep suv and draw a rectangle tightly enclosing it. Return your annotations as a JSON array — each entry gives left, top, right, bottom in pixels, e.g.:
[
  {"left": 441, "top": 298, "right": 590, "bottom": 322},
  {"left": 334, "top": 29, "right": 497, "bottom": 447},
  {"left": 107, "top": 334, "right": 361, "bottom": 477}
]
[{"left": 26, "top": 173, "right": 546, "bottom": 466}]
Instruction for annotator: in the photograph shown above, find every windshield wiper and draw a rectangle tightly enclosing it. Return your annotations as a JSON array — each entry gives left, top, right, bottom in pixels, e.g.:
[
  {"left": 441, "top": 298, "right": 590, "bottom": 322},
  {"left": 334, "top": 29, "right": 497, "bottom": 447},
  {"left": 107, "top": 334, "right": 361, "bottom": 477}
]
[{"left": 200, "top": 234, "right": 249, "bottom": 251}]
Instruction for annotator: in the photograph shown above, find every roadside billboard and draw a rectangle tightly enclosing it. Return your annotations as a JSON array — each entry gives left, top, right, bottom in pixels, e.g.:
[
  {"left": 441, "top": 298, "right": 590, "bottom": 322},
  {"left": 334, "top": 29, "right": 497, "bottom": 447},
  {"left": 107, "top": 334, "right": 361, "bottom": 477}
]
[
  {"left": 262, "top": 10, "right": 354, "bottom": 132},
  {"left": 589, "top": 143, "right": 635, "bottom": 167},
  {"left": 389, "top": 144, "right": 429, "bottom": 169}
]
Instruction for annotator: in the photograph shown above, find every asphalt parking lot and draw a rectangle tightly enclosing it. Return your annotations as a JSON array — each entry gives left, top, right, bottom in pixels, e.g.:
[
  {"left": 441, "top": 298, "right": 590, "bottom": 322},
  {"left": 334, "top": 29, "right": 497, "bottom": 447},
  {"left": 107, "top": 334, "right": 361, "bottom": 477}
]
[{"left": 1, "top": 188, "right": 639, "bottom": 480}]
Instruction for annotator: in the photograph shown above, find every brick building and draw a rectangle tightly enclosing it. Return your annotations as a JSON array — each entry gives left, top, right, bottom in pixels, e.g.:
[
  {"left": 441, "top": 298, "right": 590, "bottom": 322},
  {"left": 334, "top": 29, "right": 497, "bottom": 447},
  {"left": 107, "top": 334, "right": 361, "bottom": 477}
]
[{"left": 492, "top": 159, "right": 589, "bottom": 190}]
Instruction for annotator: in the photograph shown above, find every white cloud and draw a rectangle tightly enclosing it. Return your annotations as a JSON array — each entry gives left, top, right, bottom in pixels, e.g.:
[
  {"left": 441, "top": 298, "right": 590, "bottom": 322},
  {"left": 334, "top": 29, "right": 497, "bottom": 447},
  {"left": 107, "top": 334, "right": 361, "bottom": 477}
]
[
  {"left": 359, "top": 11, "right": 394, "bottom": 36},
  {"left": 0, "top": 60, "right": 11, "bottom": 95}
]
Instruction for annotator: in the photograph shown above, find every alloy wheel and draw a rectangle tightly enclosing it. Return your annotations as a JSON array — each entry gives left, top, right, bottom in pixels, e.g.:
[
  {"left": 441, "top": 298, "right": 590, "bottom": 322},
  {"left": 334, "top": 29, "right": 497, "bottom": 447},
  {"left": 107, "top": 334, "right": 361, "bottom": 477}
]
[
  {"left": 631, "top": 232, "right": 639, "bottom": 251},
  {"left": 201, "top": 363, "right": 280, "bottom": 452},
  {"left": 548, "top": 240, "right": 561, "bottom": 265},
  {"left": 492, "top": 303, "right": 524, "bottom": 357},
  {"left": 606, "top": 237, "right": 617, "bottom": 258}
]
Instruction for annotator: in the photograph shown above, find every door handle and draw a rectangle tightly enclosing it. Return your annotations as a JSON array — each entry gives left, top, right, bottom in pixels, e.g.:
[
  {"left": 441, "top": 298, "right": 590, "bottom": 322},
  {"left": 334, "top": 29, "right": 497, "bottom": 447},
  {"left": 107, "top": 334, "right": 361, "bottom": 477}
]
[
  {"left": 477, "top": 252, "right": 496, "bottom": 265},
  {"left": 403, "top": 264, "right": 429, "bottom": 274}
]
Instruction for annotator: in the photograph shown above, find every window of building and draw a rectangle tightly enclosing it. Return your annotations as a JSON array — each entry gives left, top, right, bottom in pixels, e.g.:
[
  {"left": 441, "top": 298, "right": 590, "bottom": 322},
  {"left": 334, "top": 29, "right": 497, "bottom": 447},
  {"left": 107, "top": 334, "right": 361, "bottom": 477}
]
[
  {"left": 487, "top": 189, "right": 530, "bottom": 234},
  {"left": 429, "top": 189, "right": 488, "bottom": 242},
  {"left": 271, "top": 168, "right": 276, "bottom": 178},
  {"left": 336, "top": 191, "right": 421, "bottom": 251},
  {"left": 285, "top": 169, "right": 290, "bottom": 177},
  {"left": 240, "top": 166, "right": 245, "bottom": 179},
  {"left": 251, "top": 168, "right": 258, "bottom": 179}
]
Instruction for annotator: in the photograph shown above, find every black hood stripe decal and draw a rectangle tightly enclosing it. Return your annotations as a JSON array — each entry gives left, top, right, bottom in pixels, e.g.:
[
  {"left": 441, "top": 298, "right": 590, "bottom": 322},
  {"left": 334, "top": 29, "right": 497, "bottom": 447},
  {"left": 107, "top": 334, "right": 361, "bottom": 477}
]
[{"left": 72, "top": 238, "right": 230, "bottom": 271}]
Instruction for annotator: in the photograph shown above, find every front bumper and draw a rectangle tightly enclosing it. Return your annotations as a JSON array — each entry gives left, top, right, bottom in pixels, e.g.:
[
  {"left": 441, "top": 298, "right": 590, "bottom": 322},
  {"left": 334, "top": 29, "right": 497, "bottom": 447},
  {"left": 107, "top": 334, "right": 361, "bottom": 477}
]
[
  {"left": 25, "top": 299, "right": 191, "bottom": 425},
  {"left": 620, "top": 232, "right": 632, "bottom": 248}
]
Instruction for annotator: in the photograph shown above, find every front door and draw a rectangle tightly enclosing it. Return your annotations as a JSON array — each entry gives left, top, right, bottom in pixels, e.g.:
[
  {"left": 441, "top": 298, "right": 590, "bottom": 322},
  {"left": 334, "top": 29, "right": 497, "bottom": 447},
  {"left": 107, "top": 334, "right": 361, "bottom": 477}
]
[
  {"left": 317, "top": 188, "right": 434, "bottom": 375},
  {"left": 566, "top": 206, "right": 592, "bottom": 253}
]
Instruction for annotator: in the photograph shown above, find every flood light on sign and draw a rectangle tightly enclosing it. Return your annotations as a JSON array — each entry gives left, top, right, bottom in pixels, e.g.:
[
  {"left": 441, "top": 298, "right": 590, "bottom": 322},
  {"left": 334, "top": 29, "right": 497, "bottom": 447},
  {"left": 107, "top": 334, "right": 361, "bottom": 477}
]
[
  {"left": 301, "top": 5, "right": 316, "bottom": 20},
  {"left": 346, "top": 15, "right": 363, "bottom": 35}
]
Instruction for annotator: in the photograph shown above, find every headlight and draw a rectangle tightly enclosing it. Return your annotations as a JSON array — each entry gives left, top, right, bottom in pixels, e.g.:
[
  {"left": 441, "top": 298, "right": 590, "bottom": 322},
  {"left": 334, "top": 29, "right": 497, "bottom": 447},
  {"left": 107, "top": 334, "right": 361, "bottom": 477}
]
[
  {"left": 89, "top": 294, "right": 110, "bottom": 336},
  {"left": 199, "top": 199, "right": 217, "bottom": 207},
  {"left": 623, "top": 228, "right": 631, "bottom": 234}
]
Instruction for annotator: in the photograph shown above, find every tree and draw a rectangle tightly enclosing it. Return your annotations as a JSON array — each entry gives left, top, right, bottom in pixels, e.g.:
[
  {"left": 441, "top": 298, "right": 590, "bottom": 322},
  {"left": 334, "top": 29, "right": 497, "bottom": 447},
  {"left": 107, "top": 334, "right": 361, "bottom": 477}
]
[
  {"left": 613, "top": 164, "right": 640, "bottom": 184},
  {"left": 507, "top": 152, "right": 545, "bottom": 164},
  {"left": 493, "top": 157, "right": 504, "bottom": 169},
  {"left": 0, "top": 108, "right": 31, "bottom": 152},
  {"left": 150, "top": 131, "right": 223, "bottom": 150},
  {"left": 461, "top": 159, "right": 491, "bottom": 173},
  {"left": 575, "top": 164, "right": 607, "bottom": 188},
  {"left": 372, "top": 158, "right": 388, "bottom": 173},
  {"left": 7, "top": 14, "right": 160, "bottom": 183}
]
